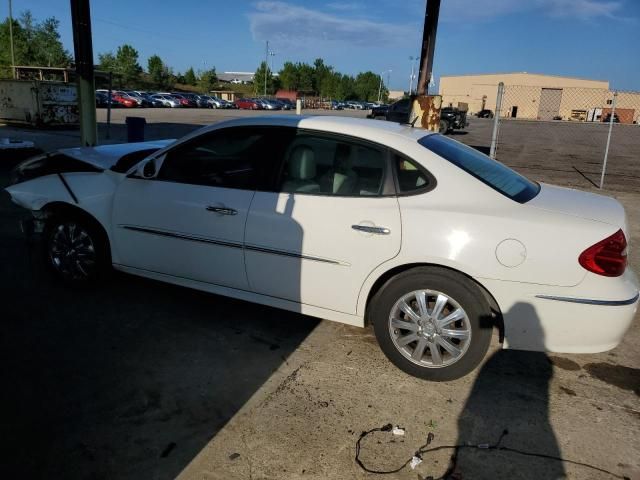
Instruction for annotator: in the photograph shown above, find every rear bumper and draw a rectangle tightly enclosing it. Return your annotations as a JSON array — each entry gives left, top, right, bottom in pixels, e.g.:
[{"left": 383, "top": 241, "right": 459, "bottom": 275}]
[{"left": 478, "top": 268, "right": 639, "bottom": 353}]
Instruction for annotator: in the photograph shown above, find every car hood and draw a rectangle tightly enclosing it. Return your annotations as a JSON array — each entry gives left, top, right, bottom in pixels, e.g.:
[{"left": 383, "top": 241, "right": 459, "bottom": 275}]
[
  {"left": 527, "top": 183, "right": 627, "bottom": 232},
  {"left": 60, "top": 140, "right": 176, "bottom": 170}
]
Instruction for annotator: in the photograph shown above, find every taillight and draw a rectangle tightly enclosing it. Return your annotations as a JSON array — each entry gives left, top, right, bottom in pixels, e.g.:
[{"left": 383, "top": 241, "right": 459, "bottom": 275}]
[{"left": 579, "top": 229, "right": 627, "bottom": 277}]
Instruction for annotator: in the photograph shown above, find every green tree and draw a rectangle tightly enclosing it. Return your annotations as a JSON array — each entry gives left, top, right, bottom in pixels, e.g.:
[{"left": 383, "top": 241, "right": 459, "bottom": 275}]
[
  {"left": 278, "top": 61, "right": 299, "bottom": 90},
  {"left": 184, "top": 67, "right": 197, "bottom": 85},
  {"left": 253, "top": 61, "right": 274, "bottom": 95},
  {"left": 147, "top": 54, "right": 173, "bottom": 89},
  {"left": 297, "top": 63, "right": 315, "bottom": 93},
  {"left": 0, "top": 11, "right": 72, "bottom": 77},
  {"left": 197, "top": 68, "right": 217, "bottom": 93},
  {"left": 98, "top": 44, "right": 142, "bottom": 87},
  {"left": 354, "top": 71, "right": 382, "bottom": 101}
]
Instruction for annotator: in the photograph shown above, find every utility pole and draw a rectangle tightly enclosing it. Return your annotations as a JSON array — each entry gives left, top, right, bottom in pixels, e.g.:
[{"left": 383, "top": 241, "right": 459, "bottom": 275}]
[
  {"left": 70, "top": 0, "right": 97, "bottom": 146},
  {"left": 378, "top": 70, "right": 391, "bottom": 102},
  {"left": 416, "top": 0, "right": 441, "bottom": 95},
  {"left": 263, "top": 40, "right": 269, "bottom": 97},
  {"left": 8, "top": 0, "right": 16, "bottom": 78}
]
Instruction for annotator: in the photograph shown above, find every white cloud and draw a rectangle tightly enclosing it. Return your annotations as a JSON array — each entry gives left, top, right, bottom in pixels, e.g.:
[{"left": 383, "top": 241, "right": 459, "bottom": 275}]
[
  {"left": 441, "top": 0, "right": 625, "bottom": 21},
  {"left": 248, "top": 1, "right": 417, "bottom": 49},
  {"left": 326, "top": 2, "right": 365, "bottom": 11},
  {"left": 543, "top": 0, "right": 623, "bottom": 19}
]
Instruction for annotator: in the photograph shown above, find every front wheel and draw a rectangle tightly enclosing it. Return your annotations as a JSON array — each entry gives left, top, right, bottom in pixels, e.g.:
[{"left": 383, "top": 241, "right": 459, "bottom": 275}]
[
  {"left": 371, "top": 267, "right": 493, "bottom": 381},
  {"left": 44, "top": 216, "right": 110, "bottom": 283}
]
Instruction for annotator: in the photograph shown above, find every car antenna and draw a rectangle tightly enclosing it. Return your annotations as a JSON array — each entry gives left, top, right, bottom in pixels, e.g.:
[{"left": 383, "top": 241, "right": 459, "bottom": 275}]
[{"left": 409, "top": 115, "right": 420, "bottom": 127}]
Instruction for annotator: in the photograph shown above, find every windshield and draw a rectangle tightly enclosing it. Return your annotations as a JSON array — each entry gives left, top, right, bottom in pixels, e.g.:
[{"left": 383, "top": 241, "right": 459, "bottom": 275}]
[{"left": 419, "top": 134, "right": 540, "bottom": 203}]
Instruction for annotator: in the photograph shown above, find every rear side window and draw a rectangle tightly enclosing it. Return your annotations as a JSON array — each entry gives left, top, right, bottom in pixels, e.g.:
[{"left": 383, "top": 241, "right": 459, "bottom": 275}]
[
  {"left": 418, "top": 134, "right": 539, "bottom": 203},
  {"left": 394, "top": 154, "right": 432, "bottom": 193}
]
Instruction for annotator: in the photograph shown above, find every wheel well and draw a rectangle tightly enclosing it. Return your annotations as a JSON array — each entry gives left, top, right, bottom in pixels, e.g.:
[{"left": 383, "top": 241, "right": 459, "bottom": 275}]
[
  {"left": 364, "top": 263, "right": 504, "bottom": 342},
  {"left": 40, "top": 202, "right": 111, "bottom": 258}
]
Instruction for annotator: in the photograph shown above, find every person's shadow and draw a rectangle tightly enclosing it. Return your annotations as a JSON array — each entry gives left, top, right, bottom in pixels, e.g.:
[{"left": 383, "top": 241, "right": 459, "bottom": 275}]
[{"left": 450, "top": 302, "right": 566, "bottom": 479}]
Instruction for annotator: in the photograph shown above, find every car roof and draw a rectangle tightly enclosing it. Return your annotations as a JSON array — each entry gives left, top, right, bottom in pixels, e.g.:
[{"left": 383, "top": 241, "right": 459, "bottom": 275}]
[{"left": 179, "top": 115, "right": 435, "bottom": 146}]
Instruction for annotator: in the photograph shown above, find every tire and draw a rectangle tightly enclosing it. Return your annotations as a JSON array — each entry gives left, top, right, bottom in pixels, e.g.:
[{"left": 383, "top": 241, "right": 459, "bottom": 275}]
[
  {"left": 439, "top": 119, "right": 450, "bottom": 134},
  {"left": 370, "top": 267, "right": 493, "bottom": 381},
  {"left": 43, "top": 214, "right": 111, "bottom": 284}
]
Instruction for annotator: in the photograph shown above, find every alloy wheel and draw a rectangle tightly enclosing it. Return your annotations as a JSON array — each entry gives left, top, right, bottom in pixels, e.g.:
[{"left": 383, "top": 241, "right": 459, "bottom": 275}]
[
  {"left": 49, "top": 222, "right": 97, "bottom": 281},
  {"left": 389, "top": 289, "right": 472, "bottom": 368}
]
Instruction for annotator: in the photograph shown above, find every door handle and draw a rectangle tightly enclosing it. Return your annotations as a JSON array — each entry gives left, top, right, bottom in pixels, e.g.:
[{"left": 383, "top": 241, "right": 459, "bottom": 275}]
[
  {"left": 352, "top": 225, "right": 390, "bottom": 235},
  {"left": 206, "top": 206, "right": 238, "bottom": 216}
]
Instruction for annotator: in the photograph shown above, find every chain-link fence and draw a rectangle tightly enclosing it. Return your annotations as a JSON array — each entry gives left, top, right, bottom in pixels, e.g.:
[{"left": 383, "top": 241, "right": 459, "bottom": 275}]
[{"left": 488, "top": 83, "right": 640, "bottom": 192}]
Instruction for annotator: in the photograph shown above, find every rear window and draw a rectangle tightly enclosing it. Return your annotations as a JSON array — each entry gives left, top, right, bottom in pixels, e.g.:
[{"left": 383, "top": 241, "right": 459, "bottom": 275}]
[{"left": 418, "top": 134, "right": 539, "bottom": 203}]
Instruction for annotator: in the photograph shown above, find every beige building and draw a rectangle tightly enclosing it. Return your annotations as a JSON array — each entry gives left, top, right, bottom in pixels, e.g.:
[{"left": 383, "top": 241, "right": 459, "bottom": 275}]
[{"left": 439, "top": 72, "right": 640, "bottom": 124}]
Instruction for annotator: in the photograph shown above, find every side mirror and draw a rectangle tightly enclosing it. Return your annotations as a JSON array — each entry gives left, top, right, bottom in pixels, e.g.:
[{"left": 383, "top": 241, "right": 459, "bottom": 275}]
[{"left": 136, "top": 159, "right": 156, "bottom": 178}]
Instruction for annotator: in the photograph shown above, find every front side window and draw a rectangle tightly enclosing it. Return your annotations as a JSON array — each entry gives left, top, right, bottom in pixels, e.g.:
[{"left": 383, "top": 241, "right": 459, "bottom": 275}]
[
  {"left": 278, "top": 133, "right": 386, "bottom": 196},
  {"left": 418, "top": 134, "right": 539, "bottom": 203},
  {"left": 157, "top": 128, "right": 271, "bottom": 189}
]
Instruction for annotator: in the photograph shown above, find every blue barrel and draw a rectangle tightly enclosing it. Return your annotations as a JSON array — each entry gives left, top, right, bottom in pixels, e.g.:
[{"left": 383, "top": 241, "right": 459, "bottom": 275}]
[{"left": 126, "top": 116, "right": 146, "bottom": 142}]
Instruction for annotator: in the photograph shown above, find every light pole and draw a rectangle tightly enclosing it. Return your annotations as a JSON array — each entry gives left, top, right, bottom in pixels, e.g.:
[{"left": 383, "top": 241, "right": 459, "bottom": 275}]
[
  {"left": 8, "top": 0, "right": 16, "bottom": 78},
  {"left": 378, "top": 69, "right": 391, "bottom": 102},
  {"left": 263, "top": 40, "right": 269, "bottom": 96},
  {"left": 408, "top": 56, "right": 418, "bottom": 94}
]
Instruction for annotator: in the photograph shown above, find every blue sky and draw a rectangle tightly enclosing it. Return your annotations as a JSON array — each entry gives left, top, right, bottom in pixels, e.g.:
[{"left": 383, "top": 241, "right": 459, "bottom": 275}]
[{"left": 5, "top": 0, "right": 640, "bottom": 90}]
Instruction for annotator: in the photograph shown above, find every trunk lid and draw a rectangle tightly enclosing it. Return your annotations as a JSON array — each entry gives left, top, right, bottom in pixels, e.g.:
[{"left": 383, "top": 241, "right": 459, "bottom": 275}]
[{"left": 528, "top": 183, "right": 627, "bottom": 233}]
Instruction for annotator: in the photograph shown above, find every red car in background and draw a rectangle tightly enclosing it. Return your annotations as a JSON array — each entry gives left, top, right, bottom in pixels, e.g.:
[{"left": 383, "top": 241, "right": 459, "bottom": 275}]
[
  {"left": 235, "top": 98, "right": 262, "bottom": 110},
  {"left": 170, "top": 93, "right": 197, "bottom": 107},
  {"left": 111, "top": 93, "right": 138, "bottom": 108}
]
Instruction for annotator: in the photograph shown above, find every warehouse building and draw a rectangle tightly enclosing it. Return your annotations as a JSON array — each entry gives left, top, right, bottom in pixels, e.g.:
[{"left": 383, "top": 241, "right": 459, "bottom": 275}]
[{"left": 439, "top": 72, "right": 639, "bottom": 124}]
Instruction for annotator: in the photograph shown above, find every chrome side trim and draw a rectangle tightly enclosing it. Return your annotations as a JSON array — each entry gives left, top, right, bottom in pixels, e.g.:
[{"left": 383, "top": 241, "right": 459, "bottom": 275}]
[
  {"left": 121, "top": 225, "right": 243, "bottom": 250},
  {"left": 535, "top": 292, "right": 639, "bottom": 306},
  {"left": 244, "top": 244, "right": 350, "bottom": 266},
  {"left": 119, "top": 225, "right": 349, "bottom": 266}
]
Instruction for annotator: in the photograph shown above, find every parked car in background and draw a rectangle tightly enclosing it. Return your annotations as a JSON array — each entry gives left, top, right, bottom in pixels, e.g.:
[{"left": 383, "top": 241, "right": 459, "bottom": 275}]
[
  {"left": 180, "top": 93, "right": 202, "bottom": 107},
  {"left": 384, "top": 98, "right": 411, "bottom": 123},
  {"left": 277, "top": 98, "right": 296, "bottom": 110},
  {"left": 7, "top": 116, "right": 637, "bottom": 382},
  {"left": 170, "top": 93, "right": 197, "bottom": 107},
  {"left": 141, "top": 93, "right": 163, "bottom": 108},
  {"left": 439, "top": 107, "right": 468, "bottom": 133},
  {"left": 345, "top": 101, "right": 365, "bottom": 110},
  {"left": 368, "top": 104, "right": 389, "bottom": 119},
  {"left": 235, "top": 98, "right": 262, "bottom": 110},
  {"left": 151, "top": 94, "right": 181, "bottom": 108},
  {"left": 95, "top": 91, "right": 119, "bottom": 108},
  {"left": 111, "top": 92, "right": 138, "bottom": 108},
  {"left": 603, "top": 113, "right": 620, "bottom": 123},
  {"left": 476, "top": 109, "right": 494, "bottom": 118}
]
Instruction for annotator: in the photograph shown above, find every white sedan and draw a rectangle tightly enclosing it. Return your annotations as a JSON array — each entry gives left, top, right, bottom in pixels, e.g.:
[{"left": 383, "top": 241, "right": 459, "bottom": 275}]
[{"left": 6, "top": 116, "right": 638, "bottom": 380}]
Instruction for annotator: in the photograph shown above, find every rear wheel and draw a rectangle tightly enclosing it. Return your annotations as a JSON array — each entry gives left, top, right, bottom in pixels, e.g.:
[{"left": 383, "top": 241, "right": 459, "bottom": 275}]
[
  {"left": 44, "top": 215, "right": 110, "bottom": 283},
  {"left": 439, "top": 119, "right": 450, "bottom": 133},
  {"left": 371, "top": 267, "right": 493, "bottom": 381}
]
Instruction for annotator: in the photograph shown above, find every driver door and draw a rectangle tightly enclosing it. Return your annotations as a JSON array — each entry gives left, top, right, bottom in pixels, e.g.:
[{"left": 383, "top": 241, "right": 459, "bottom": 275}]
[{"left": 111, "top": 127, "right": 275, "bottom": 290}]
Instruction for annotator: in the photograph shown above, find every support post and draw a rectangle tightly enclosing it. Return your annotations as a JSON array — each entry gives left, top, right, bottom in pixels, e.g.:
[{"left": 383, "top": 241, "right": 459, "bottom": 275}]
[
  {"left": 489, "top": 82, "right": 504, "bottom": 159},
  {"left": 599, "top": 91, "right": 617, "bottom": 189},
  {"left": 416, "top": 0, "right": 441, "bottom": 95},
  {"left": 106, "top": 71, "right": 112, "bottom": 140},
  {"left": 8, "top": 0, "right": 16, "bottom": 78},
  {"left": 70, "top": 0, "right": 97, "bottom": 146}
]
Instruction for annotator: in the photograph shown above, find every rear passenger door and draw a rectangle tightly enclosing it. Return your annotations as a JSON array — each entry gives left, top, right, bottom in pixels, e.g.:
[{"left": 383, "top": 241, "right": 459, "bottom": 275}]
[{"left": 244, "top": 129, "right": 402, "bottom": 315}]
